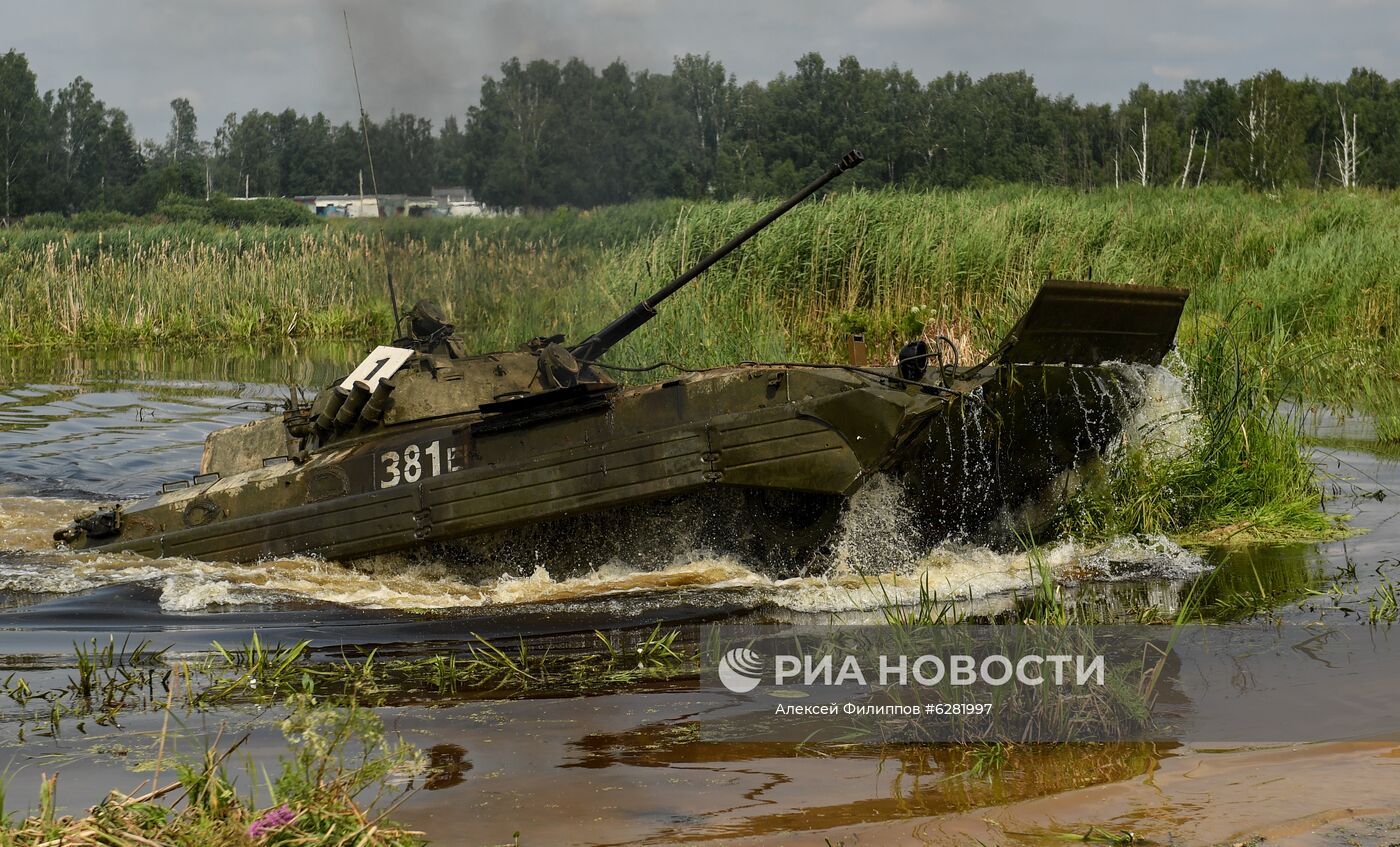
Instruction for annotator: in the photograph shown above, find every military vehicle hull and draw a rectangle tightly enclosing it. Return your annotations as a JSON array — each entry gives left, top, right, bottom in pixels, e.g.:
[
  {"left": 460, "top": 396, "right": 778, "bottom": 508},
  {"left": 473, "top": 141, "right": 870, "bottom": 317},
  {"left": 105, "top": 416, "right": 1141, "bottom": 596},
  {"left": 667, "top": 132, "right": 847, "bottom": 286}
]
[
  {"left": 60, "top": 363, "right": 946, "bottom": 565},
  {"left": 54, "top": 280, "right": 1185, "bottom": 571},
  {"left": 54, "top": 147, "right": 1189, "bottom": 572}
]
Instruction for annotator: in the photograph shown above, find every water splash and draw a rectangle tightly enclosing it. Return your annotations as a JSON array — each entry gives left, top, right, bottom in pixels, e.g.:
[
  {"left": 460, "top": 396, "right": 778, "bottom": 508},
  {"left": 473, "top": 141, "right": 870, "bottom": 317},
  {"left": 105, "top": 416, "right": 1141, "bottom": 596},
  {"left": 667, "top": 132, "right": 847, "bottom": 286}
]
[
  {"left": 826, "top": 475, "right": 921, "bottom": 574},
  {"left": 1116, "top": 355, "right": 1200, "bottom": 462},
  {"left": 0, "top": 490, "right": 1202, "bottom": 614}
]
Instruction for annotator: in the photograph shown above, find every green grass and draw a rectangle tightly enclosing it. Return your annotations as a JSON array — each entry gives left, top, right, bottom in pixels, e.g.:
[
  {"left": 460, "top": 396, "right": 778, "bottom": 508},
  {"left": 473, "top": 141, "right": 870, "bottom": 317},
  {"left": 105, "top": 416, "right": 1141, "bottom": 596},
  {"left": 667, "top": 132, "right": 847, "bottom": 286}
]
[
  {"left": 3, "top": 186, "right": 1395, "bottom": 375},
  {"left": 962, "top": 741, "right": 1011, "bottom": 778},
  {"left": 2, "top": 186, "right": 1392, "bottom": 413},
  {"left": 1056, "top": 318, "right": 1338, "bottom": 543},
  {"left": 1044, "top": 827, "right": 1144, "bottom": 844},
  {"left": 0, "top": 696, "right": 424, "bottom": 846},
  {"left": 0, "top": 629, "right": 697, "bottom": 737}
]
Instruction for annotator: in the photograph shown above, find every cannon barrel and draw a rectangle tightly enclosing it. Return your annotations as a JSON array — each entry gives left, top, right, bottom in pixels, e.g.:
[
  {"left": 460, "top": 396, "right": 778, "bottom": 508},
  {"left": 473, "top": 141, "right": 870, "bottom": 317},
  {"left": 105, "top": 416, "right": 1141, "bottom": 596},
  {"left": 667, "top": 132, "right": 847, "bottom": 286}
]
[{"left": 570, "top": 149, "right": 865, "bottom": 363}]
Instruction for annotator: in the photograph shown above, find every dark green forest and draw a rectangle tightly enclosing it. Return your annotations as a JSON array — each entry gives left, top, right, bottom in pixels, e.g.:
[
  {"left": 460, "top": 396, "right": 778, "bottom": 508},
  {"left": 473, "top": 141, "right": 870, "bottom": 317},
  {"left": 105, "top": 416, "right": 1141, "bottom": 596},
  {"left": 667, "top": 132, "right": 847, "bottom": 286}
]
[{"left": 2, "top": 47, "right": 1398, "bottom": 217}]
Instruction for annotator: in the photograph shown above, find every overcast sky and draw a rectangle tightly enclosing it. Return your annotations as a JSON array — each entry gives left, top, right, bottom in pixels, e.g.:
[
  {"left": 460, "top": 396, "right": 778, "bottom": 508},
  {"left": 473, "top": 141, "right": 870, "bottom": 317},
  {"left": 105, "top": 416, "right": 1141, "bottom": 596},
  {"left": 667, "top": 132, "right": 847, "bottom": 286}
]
[{"left": 8, "top": 0, "right": 1398, "bottom": 141}]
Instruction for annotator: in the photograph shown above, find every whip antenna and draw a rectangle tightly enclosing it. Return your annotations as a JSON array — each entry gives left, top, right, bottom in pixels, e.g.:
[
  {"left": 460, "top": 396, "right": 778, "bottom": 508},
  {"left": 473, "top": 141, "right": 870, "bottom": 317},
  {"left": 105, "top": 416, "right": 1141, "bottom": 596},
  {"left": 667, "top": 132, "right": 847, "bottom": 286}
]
[
  {"left": 343, "top": 10, "right": 379, "bottom": 198},
  {"left": 343, "top": 9, "right": 400, "bottom": 334}
]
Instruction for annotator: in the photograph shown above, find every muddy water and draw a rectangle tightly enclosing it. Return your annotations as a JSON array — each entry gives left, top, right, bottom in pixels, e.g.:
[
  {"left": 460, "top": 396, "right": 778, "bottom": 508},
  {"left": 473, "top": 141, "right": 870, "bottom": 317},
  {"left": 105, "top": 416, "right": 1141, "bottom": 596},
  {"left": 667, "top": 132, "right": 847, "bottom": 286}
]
[{"left": 0, "top": 346, "right": 1398, "bottom": 845}]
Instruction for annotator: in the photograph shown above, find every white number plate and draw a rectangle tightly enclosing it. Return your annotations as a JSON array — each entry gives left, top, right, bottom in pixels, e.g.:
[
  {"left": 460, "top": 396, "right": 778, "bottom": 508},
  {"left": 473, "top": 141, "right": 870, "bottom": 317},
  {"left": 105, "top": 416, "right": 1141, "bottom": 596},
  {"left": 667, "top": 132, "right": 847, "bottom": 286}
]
[
  {"left": 377, "top": 439, "right": 465, "bottom": 489},
  {"left": 342, "top": 345, "right": 413, "bottom": 391}
]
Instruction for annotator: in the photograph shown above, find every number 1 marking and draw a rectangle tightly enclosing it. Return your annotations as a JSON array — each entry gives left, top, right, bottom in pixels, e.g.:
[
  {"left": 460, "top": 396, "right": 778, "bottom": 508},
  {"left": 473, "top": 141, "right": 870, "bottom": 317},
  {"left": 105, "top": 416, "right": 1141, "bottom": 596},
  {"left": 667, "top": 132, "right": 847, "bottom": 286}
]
[{"left": 363, "top": 357, "right": 391, "bottom": 383}]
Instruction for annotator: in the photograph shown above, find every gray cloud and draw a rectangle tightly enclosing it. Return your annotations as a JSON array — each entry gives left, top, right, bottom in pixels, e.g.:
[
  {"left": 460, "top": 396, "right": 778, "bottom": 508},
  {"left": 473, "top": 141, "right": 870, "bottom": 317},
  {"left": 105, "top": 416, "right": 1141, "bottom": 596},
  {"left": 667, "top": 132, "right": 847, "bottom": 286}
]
[
  {"left": 854, "top": 0, "right": 962, "bottom": 31},
  {"left": 6, "top": 0, "right": 1399, "bottom": 141}
]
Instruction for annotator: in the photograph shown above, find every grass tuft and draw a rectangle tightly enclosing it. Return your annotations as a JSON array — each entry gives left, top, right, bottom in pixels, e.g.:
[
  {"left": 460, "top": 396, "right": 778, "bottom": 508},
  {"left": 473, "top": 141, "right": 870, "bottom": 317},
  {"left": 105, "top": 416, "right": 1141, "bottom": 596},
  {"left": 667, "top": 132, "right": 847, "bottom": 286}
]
[{"left": 0, "top": 696, "right": 424, "bottom": 846}]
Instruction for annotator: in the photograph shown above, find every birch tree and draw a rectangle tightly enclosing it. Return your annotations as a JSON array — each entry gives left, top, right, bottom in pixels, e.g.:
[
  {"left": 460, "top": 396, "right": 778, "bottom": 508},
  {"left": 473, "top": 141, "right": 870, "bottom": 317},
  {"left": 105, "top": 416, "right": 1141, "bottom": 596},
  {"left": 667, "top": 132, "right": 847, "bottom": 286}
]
[
  {"left": 1179, "top": 128, "right": 1197, "bottom": 188},
  {"left": 1126, "top": 107, "right": 1148, "bottom": 185},
  {"left": 1331, "top": 100, "right": 1364, "bottom": 188}
]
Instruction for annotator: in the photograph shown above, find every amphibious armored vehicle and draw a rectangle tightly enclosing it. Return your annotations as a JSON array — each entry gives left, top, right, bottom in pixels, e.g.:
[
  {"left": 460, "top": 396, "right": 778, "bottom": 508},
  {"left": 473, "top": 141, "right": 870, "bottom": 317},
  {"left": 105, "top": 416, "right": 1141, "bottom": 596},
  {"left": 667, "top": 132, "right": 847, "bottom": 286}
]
[{"left": 56, "top": 151, "right": 1188, "bottom": 571}]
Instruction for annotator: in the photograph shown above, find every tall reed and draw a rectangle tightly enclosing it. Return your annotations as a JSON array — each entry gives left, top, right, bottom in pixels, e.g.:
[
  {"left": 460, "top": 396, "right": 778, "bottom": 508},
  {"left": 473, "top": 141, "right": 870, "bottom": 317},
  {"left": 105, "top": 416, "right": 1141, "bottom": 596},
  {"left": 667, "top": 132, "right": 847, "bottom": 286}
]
[{"left": 2, "top": 185, "right": 1395, "bottom": 438}]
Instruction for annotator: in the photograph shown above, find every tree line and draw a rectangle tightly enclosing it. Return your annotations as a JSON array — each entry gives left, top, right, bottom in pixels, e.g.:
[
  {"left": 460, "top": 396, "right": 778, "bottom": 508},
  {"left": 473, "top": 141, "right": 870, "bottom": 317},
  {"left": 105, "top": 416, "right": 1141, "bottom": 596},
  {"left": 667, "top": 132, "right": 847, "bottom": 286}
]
[{"left": 3, "top": 47, "right": 1399, "bottom": 218}]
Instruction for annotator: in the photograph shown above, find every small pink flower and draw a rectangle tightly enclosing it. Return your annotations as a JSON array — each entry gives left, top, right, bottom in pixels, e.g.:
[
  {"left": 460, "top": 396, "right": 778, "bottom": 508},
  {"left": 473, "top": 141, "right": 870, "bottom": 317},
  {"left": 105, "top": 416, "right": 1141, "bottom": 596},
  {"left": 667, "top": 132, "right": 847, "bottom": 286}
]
[{"left": 248, "top": 804, "right": 296, "bottom": 838}]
